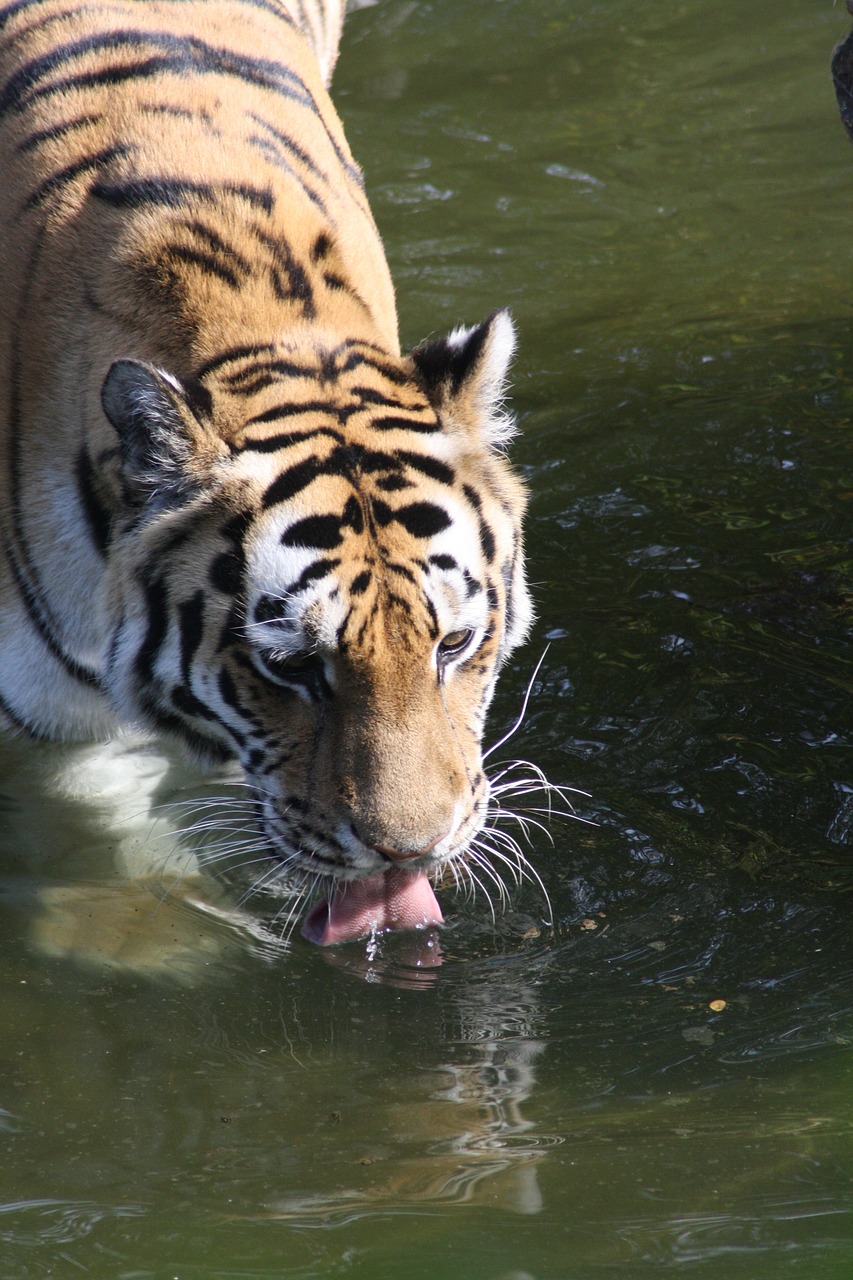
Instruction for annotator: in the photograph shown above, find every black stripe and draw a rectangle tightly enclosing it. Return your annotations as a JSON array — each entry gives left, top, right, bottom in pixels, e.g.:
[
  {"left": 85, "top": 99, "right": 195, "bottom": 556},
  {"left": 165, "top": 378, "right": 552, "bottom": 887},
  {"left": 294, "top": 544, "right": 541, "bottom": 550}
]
[
  {"left": 140, "top": 102, "right": 195, "bottom": 121},
  {"left": 373, "top": 500, "right": 452, "bottom": 538},
  {"left": 341, "top": 494, "right": 364, "bottom": 533},
  {"left": 138, "top": 688, "right": 233, "bottom": 758},
  {"left": 225, "top": 347, "right": 412, "bottom": 395},
  {"left": 254, "top": 594, "right": 289, "bottom": 624},
  {"left": 0, "top": 0, "right": 54, "bottom": 34},
  {"left": 375, "top": 474, "right": 412, "bottom": 492},
  {"left": 262, "top": 455, "right": 325, "bottom": 508},
  {"left": 185, "top": 219, "right": 252, "bottom": 270},
  {"left": 244, "top": 400, "right": 341, "bottom": 428},
  {"left": 463, "top": 569, "right": 482, "bottom": 598},
  {"left": 282, "top": 513, "right": 343, "bottom": 550},
  {"left": 369, "top": 414, "right": 439, "bottom": 435},
  {"left": 5, "top": 543, "right": 102, "bottom": 687},
  {"left": 209, "top": 545, "right": 245, "bottom": 594},
  {"left": 429, "top": 553, "right": 458, "bottom": 572},
  {"left": 224, "top": 357, "right": 314, "bottom": 393},
  {"left": 246, "top": 134, "right": 330, "bottom": 216},
  {"left": 285, "top": 557, "right": 340, "bottom": 593},
  {"left": 194, "top": 343, "right": 276, "bottom": 381},
  {"left": 0, "top": 26, "right": 362, "bottom": 204},
  {"left": 0, "top": 31, "right": 316, "bottom": 118},
  {"left": 339, "top": 444, "right": 401, "bottom": 477},
  {"left": 92, "top": 176, "right": 274, "bottom": 215},
  {"left": 463, "top": 484, "right": 496, "bottom": 562},
  {"left": 337, "top": 350, "right": 411, "bottom": 386},
  {"left": 422, "top": 593, "right": 440, "bottom": 640},
  {"left": 17, "top": 111, "right": 104, "bottom": 152},
  {"left": 260, "top": 441, "right": 405, "bottom": 503},
  {"left": 462, "top": 483, "right": 482, "bottom": 512},
  {"left": 385, "top": 590, "right": 411, "bottom": 614},
  {"left": 26, "top": 141, "right": 132, "bottom": 207},
  {"left": 321, "top": 273, "right": 372, "bottom": 316},
  {"left": 75, "top": 445, "right": 112, "bottom": 554},
  {"left": 385, "top": 560, "right": 417, "bottom": 585},
  {"left": 251, "top": 224, "right": 314, "bottom": 311},
  {"left": 351, "top": 386, "right": 416, "bottom": 411},
  {"left": 177, "top": 590, "right": 205, "bottom": 683},
  {"left": 336, "top": 604, "right": 355, "bottom": 650},
  {"left": 397, "top": 450, "right": 455, "bottom": 486},
  {"left": 478, "top": 518, "right": 496, "bottom": 563},
  {"left": 248, "top": 112, "right": 329, "bottom": 182},
  {"left": 246, "top": 112, "right": 333, "bottom": 214},
  {"left": 171, "top": 682, "right": 218, "bottom": 722},
  {"left": 240, "top": 426, "right": 343, "bottom": 453},
  {"left": 162, "top": 243, "right": 242, "bottom": 288},
  {"left": 217, "top": 665, "right": 253, "bottom": 732},
  {"left": 135, "top": 574, "right": 169, "bottom": 685},
  {"left": 245, "top": 69, "right": 363, "bottom": 196}
]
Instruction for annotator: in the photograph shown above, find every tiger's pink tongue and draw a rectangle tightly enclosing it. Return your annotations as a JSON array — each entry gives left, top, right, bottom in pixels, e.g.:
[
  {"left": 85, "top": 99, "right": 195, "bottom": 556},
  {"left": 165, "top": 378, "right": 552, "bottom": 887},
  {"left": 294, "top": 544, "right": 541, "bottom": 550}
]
[{"left": 301, "top": 868, "right": 444, "bottom": 947}]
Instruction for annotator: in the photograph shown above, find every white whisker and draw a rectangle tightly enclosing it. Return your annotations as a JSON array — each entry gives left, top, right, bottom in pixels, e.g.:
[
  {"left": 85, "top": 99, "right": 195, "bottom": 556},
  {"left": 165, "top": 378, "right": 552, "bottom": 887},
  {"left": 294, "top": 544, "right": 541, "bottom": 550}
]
[
  {"left": 483, "top": 646, "right": 549, "bottom": 760},
  {"left": 459, "top": 860, "right": 499, "bottom": 923}
]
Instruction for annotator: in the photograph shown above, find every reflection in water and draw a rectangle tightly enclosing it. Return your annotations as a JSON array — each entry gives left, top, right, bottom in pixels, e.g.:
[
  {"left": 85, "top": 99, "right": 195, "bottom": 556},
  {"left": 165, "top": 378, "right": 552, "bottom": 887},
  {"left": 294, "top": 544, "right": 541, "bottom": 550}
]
[
  {"left": 0, "top": 732, "right": 283, "bottom": 978},
  {"left": 267, "top": 975, "right": 551, "bottom": 1222},
  {"left": 0, "top": 1200, "right": 146, "bottom": 1251},
  {"left": 0, "top": 731, "right": 558, "bottom": 1225}
]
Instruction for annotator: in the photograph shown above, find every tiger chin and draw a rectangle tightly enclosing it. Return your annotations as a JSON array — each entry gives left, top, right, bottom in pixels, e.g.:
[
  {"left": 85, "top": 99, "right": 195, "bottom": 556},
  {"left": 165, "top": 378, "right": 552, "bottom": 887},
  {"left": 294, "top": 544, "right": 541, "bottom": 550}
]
[{"left": 0, "top": 0, "right": 533, "bottom": 948}]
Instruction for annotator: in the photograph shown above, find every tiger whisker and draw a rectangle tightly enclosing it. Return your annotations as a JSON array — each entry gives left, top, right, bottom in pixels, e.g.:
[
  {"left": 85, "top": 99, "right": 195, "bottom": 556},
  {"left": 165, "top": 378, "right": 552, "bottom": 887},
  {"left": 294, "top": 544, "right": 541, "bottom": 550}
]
[
  {"left": 482, "top": 647, "right": 549, "bottom": 761},
  {"left": 487, "top": 805, "right": 553, "bottom": 845},
  {"left": 456, "top": 860, "right": 499, "bottom": 923},
  {"left": 476, "top": 835, "right": 554, "bottom": 927},
  {"left": 266, "top": 868, "right": 321, "bottom": 943},
  {"left": 465, "top": 844, "right": 512, "bottom": 905},
  {"left": 236, "top": 856, "right": 301, "bottom": 910},
  {"left": 469, "top": 838, "right": 524, "bottom": 889}
]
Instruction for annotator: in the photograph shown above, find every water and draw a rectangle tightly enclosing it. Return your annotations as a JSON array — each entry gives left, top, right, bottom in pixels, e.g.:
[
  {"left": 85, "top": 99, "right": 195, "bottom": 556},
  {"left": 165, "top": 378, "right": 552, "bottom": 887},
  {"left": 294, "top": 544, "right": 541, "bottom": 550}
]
[{"left": 2, "top": 0, "right": 852, "bottom": 1275}]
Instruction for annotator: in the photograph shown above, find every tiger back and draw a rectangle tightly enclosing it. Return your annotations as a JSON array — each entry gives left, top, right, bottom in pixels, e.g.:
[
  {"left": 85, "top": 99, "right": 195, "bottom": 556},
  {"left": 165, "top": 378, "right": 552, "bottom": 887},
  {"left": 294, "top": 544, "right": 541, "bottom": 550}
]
[{"left": 0, "top": 0, "right": 533, "bottom": 942}]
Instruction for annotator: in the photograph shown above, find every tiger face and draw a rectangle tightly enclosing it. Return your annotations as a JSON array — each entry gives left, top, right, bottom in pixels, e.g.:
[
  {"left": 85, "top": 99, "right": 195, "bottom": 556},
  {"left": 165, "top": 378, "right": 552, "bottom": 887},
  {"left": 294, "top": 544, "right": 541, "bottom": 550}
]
[{"left": 100, "top": 313, "right": 532, "bottom": 935}]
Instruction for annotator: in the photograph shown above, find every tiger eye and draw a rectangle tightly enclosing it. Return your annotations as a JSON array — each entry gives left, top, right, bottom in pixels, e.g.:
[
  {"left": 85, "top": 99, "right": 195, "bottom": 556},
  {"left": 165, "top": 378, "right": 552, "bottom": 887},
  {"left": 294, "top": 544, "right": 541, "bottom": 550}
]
[{"left": 438, "top": 629, "right": 473, "bottom": 658}]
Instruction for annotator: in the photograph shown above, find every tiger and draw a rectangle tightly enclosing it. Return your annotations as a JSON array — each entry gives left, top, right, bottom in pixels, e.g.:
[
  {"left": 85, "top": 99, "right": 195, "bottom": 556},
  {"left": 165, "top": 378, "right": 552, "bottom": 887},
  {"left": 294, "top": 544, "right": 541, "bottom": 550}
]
[{"left": 0, "top": 0, "right": 534, "bottom": 947}]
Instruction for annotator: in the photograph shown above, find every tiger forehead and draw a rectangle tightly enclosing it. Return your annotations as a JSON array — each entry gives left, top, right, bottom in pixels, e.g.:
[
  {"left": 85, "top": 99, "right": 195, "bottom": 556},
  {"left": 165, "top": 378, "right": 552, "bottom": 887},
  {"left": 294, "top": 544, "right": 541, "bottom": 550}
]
[
  {"left": 243, "top": 469, "right": 489, "bottom": 652},
  {"left": 222, "top": 366, "right": 462, "bottom": 524},
  {"left": 207, "top": 342, "right": 439, "bottom": 446}
]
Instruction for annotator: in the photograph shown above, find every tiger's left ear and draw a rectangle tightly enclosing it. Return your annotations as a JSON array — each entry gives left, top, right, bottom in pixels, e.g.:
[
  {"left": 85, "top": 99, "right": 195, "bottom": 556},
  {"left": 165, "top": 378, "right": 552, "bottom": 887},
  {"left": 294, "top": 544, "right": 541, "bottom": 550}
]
[
  {"left": 411, "top": 309, "right": 516, "bottom": 448},
  {"left": 101, "top": 359, "right": 223, "bottom": 504}
]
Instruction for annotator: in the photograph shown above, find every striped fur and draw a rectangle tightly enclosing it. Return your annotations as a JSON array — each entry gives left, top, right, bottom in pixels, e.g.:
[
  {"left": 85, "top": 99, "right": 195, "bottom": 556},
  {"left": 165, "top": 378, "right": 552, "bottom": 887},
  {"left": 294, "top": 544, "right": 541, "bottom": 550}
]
[
  {"left": 287, "top": 0, "right": 345, "bottom": 86},
  {"left": 0, "top": 0, "right": 532, "bottom": 893}
]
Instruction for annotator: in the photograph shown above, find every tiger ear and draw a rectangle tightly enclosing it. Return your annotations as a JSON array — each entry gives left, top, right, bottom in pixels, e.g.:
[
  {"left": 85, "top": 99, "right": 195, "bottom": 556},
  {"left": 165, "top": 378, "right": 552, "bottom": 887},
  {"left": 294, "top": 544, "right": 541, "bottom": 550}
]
[
  {"left": 101, "top": 359, "right": 219, "bottom": 501},
  {"left": 411, "top": 309, "right": 517, "bottom": 447}
]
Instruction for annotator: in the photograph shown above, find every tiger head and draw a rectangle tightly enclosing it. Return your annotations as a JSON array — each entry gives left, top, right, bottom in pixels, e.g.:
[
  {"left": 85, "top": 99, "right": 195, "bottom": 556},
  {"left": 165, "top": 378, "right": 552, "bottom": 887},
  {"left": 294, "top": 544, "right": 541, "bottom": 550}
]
[{"left": 100, "top": 310, "right": 532, "bottom": 938}]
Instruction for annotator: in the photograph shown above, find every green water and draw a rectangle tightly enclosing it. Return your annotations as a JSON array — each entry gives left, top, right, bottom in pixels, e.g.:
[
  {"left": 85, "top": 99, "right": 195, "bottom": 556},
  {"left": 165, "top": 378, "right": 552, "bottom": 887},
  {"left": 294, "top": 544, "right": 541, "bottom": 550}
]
[{"left": 2, "top": 0, "right": 853, "bottom": 1276}]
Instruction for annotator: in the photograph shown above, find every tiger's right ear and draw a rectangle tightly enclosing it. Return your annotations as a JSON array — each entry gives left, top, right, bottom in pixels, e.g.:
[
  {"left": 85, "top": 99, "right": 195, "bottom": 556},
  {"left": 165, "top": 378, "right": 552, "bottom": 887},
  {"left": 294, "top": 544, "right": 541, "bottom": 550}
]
[
  {"left": 412, "top": 309, "right": 517, "bottom": 448},
  {"left": 101, "top": 359, "right": 221, "bottom": 502}
]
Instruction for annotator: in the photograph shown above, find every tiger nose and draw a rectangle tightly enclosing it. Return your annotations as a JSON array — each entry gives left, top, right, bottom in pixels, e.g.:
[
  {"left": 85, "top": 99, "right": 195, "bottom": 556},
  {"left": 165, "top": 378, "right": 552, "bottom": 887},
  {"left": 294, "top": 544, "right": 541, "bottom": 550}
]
[{"left": 372, "top": 832, "right": 446, "bottom": 863}]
